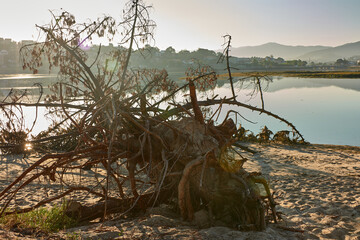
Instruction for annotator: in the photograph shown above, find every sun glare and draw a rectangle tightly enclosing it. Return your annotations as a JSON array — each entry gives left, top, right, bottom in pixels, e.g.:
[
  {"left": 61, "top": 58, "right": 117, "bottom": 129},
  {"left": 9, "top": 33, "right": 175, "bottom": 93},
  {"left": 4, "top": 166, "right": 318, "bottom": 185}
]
[{"left": 24, "top": 143, "right": 33, "bottom": 151}]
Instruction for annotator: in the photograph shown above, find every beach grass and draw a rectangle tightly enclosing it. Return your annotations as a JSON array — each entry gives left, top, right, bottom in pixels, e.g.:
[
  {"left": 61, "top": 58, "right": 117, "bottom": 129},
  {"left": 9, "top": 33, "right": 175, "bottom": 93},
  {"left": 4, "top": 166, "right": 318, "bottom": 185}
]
[{"left": 0, "top": 202, "right": 76, "bottom": 233}]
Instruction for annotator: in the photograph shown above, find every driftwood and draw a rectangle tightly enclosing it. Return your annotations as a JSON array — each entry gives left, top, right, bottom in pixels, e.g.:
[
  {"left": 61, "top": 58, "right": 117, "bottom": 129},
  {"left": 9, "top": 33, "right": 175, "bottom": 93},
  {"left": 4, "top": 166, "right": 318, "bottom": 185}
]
[
  {"left": 0, "top": 0, "right": 301, "bottom": 231},
  {"left": 0, "top": 112, "right": 279, "bottom": 230},
  {"left": 65, "top": 189, "right": 172, "bottom": 222}
]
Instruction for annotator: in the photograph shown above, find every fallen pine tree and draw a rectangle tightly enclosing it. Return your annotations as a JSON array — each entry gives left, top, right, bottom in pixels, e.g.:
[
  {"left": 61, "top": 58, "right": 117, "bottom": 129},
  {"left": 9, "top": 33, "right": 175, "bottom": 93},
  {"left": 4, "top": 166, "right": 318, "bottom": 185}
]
[{"left": 0, "top": 0, "right": 304, "bottom": 232}]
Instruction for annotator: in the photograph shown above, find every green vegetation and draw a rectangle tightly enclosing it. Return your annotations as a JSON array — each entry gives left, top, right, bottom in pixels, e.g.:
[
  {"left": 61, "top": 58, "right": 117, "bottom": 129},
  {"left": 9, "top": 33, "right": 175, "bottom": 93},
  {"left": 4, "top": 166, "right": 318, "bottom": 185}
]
[
  {"left": 236, "top": 125, "right": 307, "bottom": 145},
  {"left": 0, "top": 203, "right": 77, "bottom": 234},
  {"left": 249, "top": 56, "right": 307, "bottom": 68},
  {"left": 64, "top": 231, "right": 82, "bottom": 240}
]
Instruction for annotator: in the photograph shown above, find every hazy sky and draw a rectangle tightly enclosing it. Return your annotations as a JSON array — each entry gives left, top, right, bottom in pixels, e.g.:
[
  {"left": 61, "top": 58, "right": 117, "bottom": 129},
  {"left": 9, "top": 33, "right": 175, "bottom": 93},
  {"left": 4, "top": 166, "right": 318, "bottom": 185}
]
[{"left": 1, "top": 0, "right": 360, "bottom": 51}]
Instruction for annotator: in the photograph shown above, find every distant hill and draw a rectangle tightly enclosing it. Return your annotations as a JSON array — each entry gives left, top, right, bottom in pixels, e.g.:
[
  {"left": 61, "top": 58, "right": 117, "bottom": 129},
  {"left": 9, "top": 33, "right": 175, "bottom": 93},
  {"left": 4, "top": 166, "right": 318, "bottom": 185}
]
[
  {"left": 230, "top": 42, "right": 329, "bottom": 60},
  {"left": 298, "top": 41, "right": 360, "bottom": 62}
]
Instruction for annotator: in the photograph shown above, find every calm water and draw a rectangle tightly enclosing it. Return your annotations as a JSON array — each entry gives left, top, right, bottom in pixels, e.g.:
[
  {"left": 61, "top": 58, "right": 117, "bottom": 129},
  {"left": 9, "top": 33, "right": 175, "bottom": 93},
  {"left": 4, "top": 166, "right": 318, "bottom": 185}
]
[
  {"left": 1, "top": 74, "right": 360, "bottom": 146},
  {"left": 211, "top": 77, "right": 360, "bottom": 146}
]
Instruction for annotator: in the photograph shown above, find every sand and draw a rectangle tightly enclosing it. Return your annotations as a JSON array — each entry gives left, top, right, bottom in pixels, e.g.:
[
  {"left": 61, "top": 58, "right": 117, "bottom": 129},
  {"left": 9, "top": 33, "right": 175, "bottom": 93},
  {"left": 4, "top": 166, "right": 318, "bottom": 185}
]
[{"left": 0, "top": 142, "right": 359, "bottom": 239}]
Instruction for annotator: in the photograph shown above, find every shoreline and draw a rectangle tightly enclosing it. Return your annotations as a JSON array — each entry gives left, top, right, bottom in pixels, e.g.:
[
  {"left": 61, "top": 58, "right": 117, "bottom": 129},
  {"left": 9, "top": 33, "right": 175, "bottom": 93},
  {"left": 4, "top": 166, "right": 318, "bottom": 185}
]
[
  {"left": 218, "top": 70, "right": 360, "bottom": 79},
  {"left": 0, "top": 142, "right": 359, "bottom": 239}
]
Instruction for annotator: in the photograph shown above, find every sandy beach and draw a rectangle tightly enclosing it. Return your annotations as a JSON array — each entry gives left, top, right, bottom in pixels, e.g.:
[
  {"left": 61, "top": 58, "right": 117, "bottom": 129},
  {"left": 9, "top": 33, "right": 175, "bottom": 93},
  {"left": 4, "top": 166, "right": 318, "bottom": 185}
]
[{"left": 0, "top": 142, "right": 359, "bottom": 239}]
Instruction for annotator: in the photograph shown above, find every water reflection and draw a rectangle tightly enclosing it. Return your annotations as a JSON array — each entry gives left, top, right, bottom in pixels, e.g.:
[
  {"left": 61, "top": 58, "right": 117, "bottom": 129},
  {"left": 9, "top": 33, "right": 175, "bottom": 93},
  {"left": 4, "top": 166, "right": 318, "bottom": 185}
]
[
  {"left": 0, "top": 74, "right": 56, "bottom": 80},
  {"left": 0, "top": 74, "right": 56, "bottom": 97},
  {"left": 212, "top": 81, "right": 360, "bottom": 146},
  {"left": 266, "top": 77, "right": 360, "bottom": 92},
  {"left": 0, "top": 75, "right": 359, "bottom": 146}
]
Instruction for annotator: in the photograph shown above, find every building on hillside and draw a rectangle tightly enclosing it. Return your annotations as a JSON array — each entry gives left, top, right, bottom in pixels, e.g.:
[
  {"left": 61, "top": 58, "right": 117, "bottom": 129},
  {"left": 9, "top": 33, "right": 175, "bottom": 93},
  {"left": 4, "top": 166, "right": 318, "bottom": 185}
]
[
  {"left": 20, "top": 40, "right": 36, "bottom": 47},
  {"left": 0, "top": 50, "right": 9, "bottom": 66}
]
